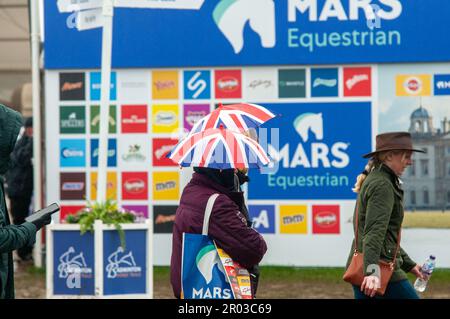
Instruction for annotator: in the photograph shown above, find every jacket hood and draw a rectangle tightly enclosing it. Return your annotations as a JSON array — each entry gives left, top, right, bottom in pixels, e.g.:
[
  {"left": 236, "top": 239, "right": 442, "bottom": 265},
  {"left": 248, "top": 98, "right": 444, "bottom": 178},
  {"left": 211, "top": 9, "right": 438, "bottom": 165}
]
[{"left": 0, "top": 104, "right": 23, "bottom": 174}]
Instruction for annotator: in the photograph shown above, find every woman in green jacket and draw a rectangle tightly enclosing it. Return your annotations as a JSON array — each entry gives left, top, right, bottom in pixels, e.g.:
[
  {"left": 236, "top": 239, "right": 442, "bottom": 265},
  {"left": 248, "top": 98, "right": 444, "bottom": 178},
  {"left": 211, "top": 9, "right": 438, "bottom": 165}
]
[
  {"left": 346, "top": 132, "right": 425, "bottom": 299},
  {"left": 0, "top": 103, "right": 51, "bottom": 299}
]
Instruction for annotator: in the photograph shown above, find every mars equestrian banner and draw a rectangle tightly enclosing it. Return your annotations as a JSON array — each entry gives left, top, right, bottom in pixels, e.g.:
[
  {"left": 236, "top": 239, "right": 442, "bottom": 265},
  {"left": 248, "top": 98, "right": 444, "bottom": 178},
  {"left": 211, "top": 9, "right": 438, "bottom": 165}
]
[
  {"left": 44, "top": 0, "right": 450, "bottom": 68},
  {"left": 248, "top": 101, "right": 372, "bottom": 200}
]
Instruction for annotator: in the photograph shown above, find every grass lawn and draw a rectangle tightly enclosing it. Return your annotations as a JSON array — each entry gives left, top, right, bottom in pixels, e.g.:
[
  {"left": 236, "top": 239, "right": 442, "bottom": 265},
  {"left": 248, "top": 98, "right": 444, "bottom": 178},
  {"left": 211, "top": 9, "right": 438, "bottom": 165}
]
[
  {"left": 403, "top": 211, "right": 450, "bottom": 229},
  {"left": 16, "top": 265, "right": 450, "bottom": 299},
  {"left": 152, "top": 266, "right": 450, "bottom": 299}
]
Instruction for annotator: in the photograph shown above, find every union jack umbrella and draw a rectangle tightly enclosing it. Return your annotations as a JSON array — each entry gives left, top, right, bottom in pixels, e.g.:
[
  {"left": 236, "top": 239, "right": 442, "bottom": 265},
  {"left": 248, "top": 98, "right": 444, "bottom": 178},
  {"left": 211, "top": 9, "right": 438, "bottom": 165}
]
[
  {"left": 167, "top": 126, "right": 271, "bottom": 169},
  {"left": 188, "top": 103, "right": 276, "bottom": 135}
]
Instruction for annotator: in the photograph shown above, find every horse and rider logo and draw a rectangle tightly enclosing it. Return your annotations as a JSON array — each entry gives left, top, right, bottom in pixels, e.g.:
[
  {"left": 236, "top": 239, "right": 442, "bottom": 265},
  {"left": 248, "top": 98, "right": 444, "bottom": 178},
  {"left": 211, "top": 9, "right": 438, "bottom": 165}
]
[
  {"left": 60, "top": 0, "right": 276, "bottom": 54},
  {"left": 293, "top": 113, "right": 324, "bottom": 143},
  {"left": 57, "top": 246, "right": 92, "bottom": 279},
  {"left": 213, "top": 0, "right": 276, "bottom": 53},
  {"left": 196, "top": 244, "right": 228, "bottom": 284},
  {"left": 106, "top": 247, "right": 142, "bottom": 279}
]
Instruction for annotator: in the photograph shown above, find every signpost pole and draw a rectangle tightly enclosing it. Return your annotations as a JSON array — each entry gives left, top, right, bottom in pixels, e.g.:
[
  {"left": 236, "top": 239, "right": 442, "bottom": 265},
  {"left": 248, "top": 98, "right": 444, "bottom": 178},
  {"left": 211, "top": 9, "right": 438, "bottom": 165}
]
[
  {"left": 97, "top": 0, "right": 114, "bottom": 202},
  {"left": 30, "top": 0, "right": 44, "bottom": 268}
]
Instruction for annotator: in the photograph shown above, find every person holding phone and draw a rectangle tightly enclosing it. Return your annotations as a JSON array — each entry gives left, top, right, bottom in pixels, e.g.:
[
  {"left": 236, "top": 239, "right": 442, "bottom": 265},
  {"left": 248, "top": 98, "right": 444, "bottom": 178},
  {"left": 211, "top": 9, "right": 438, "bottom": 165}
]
[{"left": 0, "top": 103, "right": 52, "bottom": 299}]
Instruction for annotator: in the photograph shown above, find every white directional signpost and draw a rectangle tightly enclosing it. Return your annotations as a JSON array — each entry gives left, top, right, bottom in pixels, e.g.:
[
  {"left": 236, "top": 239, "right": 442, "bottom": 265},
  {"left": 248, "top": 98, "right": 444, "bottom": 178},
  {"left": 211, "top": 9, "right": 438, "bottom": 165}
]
[
  {"left": 114, "top": 0, "right": 205, "bottom": 9},
  {"left": 57, "top": 0, "right": 103, "bottom": 13},
  {"left": 56, "top": 0, "right": 205, "bottom": 202}
]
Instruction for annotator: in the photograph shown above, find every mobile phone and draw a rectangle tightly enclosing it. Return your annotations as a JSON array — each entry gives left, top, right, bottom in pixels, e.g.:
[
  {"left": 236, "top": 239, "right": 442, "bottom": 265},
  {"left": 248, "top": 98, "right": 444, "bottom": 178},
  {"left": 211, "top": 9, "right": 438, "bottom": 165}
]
[{"left": 25, "top": 203, "right": 60, "bottom": 224}]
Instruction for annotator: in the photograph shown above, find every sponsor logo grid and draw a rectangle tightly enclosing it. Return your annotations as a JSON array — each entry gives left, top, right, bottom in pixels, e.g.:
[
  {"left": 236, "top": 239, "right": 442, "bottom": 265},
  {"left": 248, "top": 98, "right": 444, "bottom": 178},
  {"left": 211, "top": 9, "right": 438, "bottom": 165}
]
[{"left": 56, "top": 67, "right": 378, "bottom": 232}]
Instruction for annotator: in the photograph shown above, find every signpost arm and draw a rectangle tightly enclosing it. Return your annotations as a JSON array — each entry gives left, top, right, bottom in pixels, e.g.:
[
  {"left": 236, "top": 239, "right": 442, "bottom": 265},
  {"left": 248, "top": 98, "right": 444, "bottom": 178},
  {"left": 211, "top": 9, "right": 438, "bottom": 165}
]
[{"left": 97, "top": 0, "right": 114, "bottom": 202}]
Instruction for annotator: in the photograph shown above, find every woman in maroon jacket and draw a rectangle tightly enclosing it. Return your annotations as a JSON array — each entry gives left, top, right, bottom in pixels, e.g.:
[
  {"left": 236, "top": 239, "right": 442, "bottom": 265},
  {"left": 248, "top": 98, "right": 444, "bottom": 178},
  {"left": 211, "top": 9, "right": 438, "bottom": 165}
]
[{"left": 170, "top": 167, "right": 267, "bottom": 299}]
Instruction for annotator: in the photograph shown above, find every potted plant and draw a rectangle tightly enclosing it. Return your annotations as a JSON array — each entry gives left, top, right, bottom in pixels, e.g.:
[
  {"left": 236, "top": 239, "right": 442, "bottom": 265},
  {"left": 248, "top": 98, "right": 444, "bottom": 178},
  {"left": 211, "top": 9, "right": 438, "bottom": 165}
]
[
  {"left": 47, "top": 200, "right": 153, "bottom": 298},
  {"left": 65, "top": 200, "right": 136, "bottom": 248}
]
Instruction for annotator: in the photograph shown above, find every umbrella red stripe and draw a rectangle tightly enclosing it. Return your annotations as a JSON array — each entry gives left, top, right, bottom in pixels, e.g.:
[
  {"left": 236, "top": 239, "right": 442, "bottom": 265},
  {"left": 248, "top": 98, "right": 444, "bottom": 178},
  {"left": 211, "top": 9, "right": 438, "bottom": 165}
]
[
  {"left": 204, "top": 109, "right": 220, "bottom": 130},
  {"left": 229, "top": 113, "right": 246, "bottom": 131},
  {"left": 199, "top": 138, "right": 217, "bottom": 167},
  {"left": 225, "top": 104, "right": 273, "bottom": 122},
  {"left": 246, "top": 137, "right": 270, "bottom": 163},
  {"left": 221, "top": 129, "right": 245, "bottom": 169},
  {"left": 171, "top": 129, "right": 219, "bottom": 163}
]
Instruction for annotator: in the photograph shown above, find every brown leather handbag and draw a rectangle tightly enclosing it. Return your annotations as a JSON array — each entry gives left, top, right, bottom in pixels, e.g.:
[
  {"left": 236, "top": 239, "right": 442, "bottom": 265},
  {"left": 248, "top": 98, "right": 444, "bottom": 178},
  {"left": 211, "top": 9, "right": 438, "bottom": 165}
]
[{"left": 343, "top": 202, "right": 400, "bottom": 296}]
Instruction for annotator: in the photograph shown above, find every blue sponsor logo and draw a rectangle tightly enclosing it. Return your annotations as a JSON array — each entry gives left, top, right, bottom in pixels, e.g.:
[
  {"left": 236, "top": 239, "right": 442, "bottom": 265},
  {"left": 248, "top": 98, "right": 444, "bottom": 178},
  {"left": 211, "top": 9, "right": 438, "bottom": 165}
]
[
  {"left": 249, "top": 205, "right": 275, "bottom": 234},
  {"left": 90, "top": 139, "right": 117, "bottom": 167},
  {"left": 248, "top": 102, "right": 372, "bottom": 200},
  {"left": 184, "top": 70, "right": 211, "bottom": 99},
  {"left": 90, "top": 72, "right": 117, "bottom": 101},
  {"left": 434, "top": 74, "right": 450, "bottom": 95},
  {"left": 60, "top": 139, "right": 86, "bottom": 167},
  {"left": 311, "top": 68, "right": 338, "bottom": 97}
]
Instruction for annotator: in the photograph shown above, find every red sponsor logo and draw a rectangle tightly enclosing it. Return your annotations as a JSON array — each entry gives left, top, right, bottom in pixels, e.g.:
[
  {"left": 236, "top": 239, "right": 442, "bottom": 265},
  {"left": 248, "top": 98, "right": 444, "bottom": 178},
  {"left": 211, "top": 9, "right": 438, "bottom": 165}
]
[
  {"left": 404, "top": 77, "right": 422, "bottom": 93},
  {"left": 217, "top": 77, "right": 239, "bottom": 92},
  {"left": 312, "top": 205, "right": 340, "bottom": 234},
  {"left": 225, "top": 266, "right": 236, "bottom": 277},
  {"left": 343, "top": 67, "right": 371, "bottom": 97},
  {"left": 60, "top": 206, "right": 84, "bottom": 222},
  {"left": 121, "top": 105, "right": 148, "bottom": 133},
  {"left": 122, "top": 172, "right": 148, "bottom": 200},
  {"left": 215, "top": 70, "right": 242, "bottom": 99},
  {"left": 124, "top": 179, "right": 145, "bottom": 193},
  {"left": 152, "top": 138, "right": 178, "bottom": 167}
]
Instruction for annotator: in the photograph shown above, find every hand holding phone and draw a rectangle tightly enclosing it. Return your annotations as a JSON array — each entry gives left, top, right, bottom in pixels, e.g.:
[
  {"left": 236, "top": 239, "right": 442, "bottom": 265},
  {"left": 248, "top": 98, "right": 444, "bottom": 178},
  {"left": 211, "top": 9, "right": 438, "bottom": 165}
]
[{"left": 25, "top": 203, "right": 60, "bottom": 230}]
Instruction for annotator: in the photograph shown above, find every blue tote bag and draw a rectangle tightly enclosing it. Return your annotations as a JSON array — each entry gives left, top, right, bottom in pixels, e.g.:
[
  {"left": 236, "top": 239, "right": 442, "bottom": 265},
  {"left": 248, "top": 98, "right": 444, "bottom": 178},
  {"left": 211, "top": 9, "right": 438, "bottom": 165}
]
[{"left": 181, "top": 194, "right": 234, "bottom": 299}]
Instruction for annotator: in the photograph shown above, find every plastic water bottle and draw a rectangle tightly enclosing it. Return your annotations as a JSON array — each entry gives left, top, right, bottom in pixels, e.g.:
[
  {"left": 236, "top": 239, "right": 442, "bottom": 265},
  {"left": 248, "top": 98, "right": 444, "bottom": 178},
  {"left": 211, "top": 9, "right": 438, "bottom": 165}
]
[{"left": 414, "top": 255, "right": 436, "bottom": 292}]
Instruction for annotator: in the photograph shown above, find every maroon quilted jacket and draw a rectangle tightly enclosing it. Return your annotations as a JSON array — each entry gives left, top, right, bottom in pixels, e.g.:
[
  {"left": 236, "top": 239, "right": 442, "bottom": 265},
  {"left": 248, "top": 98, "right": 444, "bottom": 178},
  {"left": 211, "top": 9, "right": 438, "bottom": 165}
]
[{"left": 170, "top": 172, "right": 267, "bottom": 298}]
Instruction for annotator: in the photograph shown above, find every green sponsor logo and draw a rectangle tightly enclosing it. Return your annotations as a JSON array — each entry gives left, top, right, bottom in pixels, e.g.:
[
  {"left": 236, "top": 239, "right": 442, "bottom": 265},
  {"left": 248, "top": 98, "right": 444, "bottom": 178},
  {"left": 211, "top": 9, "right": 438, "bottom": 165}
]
[
  {"left": 279, "top": 69, "right": 306, "bottom": 98},
  {"left": 122, "top": 144, "right": 146, "bottom": 162},
  {"left": 90, "top": 105, "right": 117, "bottom": 134},
  {"left": 60, "top": 106, "right": 86, "bottom": 134}
]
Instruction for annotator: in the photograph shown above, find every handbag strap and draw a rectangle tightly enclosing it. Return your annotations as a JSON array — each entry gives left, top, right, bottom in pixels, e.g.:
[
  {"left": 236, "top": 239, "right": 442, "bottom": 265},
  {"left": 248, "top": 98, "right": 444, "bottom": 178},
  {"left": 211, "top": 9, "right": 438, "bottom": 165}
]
[
  {"left": 353, "top": 195, "right": 401, "bottom": 266},
  {"left": 202, "top": 193, "right": 220, "bottom": 236}
]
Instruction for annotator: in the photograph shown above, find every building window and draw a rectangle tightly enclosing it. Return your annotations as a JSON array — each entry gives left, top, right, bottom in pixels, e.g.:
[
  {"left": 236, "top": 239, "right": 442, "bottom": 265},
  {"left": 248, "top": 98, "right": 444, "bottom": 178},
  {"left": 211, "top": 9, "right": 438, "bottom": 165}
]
[
  {"left": 448, "top": 191, "right": 450, "bottom": 204},
  {"left": 411, "top": 191, "right": 416, "bottom": 206},
  {"left": 424, "top": 189, "right": 430, "bottom": 205},
  {"left": 421, "top": 159, "right": 429, "bottom": 176},
  {"left": 447, "top": 146, "right": 450, "bottom": 156},
  {"left": 414, "top": 121, "right": 421, "bottom": 132},
  {"left": 410, "top": 160, "right": 416, "bottom": 177}
]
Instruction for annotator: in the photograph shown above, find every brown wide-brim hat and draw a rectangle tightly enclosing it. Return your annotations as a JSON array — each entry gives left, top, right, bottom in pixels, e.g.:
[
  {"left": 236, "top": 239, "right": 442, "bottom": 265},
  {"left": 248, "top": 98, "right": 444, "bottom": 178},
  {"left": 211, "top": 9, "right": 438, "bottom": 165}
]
[{"left": 362, "top": 132, "right": 426, "bottom": 158}]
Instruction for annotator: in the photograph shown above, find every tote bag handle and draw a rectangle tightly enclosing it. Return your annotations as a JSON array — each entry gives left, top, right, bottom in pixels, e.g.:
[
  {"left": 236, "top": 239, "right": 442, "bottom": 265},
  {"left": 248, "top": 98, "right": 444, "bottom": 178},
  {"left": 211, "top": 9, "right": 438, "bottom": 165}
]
[{"left": 202, "top": 193, "right": 220, "bottom": 236}]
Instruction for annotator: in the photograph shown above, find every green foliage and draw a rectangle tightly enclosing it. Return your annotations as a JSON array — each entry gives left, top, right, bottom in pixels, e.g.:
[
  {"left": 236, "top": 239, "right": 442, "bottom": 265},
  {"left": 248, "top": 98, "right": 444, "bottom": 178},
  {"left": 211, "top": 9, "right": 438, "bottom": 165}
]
[{"left": 65, "top": 200, "right": 135, "bottom": 248}]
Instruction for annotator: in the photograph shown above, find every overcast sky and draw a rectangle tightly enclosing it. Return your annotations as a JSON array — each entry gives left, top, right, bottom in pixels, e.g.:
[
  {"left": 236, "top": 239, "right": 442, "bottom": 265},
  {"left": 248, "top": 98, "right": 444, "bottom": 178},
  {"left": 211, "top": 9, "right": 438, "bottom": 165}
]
[{"left": 378, "top": 63, "right": 450, "bottom": 133}]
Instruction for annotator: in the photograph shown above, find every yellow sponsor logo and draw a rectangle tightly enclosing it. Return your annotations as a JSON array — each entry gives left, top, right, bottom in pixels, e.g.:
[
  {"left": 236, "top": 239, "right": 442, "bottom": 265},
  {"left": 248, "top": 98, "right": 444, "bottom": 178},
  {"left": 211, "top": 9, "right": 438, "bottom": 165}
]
[
  {"left": 152, "top": 71, "right": 179, "bottom": 99},
  {"left": 279, "top": 205, "right": 308, "bottom": 234},
  {"left": 396, "top": 75, "right": 431, "bottom": 96},
  {"left": 152, "top": 104, "right": 179, "bottom": 133},
  {"left": 153, "top": 171, "right": 180, "bottom": 200},
  {"left": 90, "top": 172, "right": 117, "bottom": 200}
]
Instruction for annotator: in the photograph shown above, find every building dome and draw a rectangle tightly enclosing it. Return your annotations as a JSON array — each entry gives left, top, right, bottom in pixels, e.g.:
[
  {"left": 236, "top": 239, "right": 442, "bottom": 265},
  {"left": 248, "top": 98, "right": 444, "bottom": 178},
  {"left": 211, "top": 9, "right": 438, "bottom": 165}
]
[{"left": 411, "top": 106, "right": 430, "bottom": 119}]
